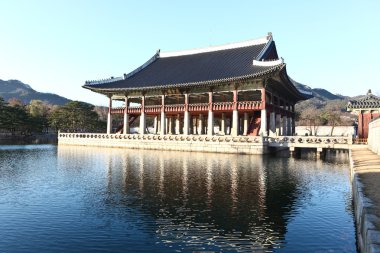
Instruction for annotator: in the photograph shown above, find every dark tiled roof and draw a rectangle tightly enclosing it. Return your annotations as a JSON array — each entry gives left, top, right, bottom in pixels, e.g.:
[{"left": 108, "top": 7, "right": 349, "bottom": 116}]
[
  {"left": 84, "top": 38, "right": 280, "bottom": 91},
  {"left": 347, "top": 90, "right": 380, "bottom": 109}
]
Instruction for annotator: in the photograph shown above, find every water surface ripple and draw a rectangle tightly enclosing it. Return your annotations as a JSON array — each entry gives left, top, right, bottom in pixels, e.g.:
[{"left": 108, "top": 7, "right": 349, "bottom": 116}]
[{"left": 0, "top": 145, "right": 356, "bottom": 252}]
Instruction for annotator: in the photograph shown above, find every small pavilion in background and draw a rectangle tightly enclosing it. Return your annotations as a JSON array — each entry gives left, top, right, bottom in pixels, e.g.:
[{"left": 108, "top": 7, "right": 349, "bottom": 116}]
[
  {"left": 83, "top": 33, "right": 311, "bottom": 137},
  {"left": 347, "top": 90, "right": 380, "bottom": 139}
]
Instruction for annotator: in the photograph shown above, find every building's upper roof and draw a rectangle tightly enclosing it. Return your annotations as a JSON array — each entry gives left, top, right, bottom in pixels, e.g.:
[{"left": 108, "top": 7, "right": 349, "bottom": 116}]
[
  {"left": 347, "top": 90, "right": 380, "bottom": 110},
  {"left": 84, "top": 34, "right": 282, "bottom": 90},
  {"left": 83, "top": 33, "right": 309, "bottom": 101}
]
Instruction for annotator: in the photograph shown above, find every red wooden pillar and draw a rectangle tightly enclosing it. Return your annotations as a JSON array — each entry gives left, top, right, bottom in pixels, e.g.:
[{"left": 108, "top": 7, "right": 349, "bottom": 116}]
[{"left": 358, "top": 112, "right": 363, "bottom": 138}]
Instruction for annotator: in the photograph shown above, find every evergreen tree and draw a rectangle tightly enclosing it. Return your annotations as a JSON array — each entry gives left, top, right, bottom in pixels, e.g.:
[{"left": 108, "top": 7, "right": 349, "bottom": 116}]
[{"left": 49, "top": 101, "right": 105, "bottom": 132}]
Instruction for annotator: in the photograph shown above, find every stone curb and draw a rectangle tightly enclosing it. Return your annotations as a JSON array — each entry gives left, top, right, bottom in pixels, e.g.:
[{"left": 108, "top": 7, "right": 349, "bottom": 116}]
[{"left": 350, "top": 150, "right": 380, "bottom": 253}]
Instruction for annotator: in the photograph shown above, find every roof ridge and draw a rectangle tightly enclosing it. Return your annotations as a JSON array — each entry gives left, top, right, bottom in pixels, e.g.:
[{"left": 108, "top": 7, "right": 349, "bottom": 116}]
[{"left": 160, "top": 34, "right": 271, "bottom": 58}]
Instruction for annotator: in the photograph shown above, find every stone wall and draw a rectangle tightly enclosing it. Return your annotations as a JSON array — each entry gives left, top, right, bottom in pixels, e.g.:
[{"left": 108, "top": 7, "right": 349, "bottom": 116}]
[
  {"left": 368, "top": 118, "right": 380, "bottom": 155},
  {"left": 58, "top": 133, "right": 269, "bottom": 155}
]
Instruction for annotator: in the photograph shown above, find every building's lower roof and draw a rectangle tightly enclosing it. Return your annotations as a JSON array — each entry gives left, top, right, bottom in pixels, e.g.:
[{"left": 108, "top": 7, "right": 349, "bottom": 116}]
[{"left": 347, "top": 90, "right": 380, "bottom": 110}]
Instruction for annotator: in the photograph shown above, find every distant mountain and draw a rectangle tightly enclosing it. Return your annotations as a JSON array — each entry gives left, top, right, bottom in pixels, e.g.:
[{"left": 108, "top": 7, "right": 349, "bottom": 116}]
[
  {"left": 292, "top": 81, "right": 346, "bottom": 101},
  {"left": 0, "top": 79, "right": 71, "bottom": 105}
]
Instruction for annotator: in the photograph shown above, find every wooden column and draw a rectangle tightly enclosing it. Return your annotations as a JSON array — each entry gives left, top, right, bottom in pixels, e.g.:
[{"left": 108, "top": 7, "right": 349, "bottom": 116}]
[{"left": 107, "top": 96, "right": 112, "bottom": 134}]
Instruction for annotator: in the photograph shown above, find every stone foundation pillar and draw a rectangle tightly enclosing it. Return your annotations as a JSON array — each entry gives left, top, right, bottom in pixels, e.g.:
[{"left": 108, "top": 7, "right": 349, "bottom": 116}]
[
  {"left": 183, "top": 111, "right": 190, "bottom": 135},
  {"left": 139, "top": 112, "right": 146, "bottom": 134},
  {"left": 153, "top": 116, "right": 158, "bottom": 134},
  {"left": 275, "top": 114, "right": 281, "bottom": 136},
  {"left": 292, "top": 116, "right": 296, "bottom": 135},
  {"left": 260, "top": 109, "right": 268, "bottom": 136},
  {"left": 243, "top": 113, "right": 249, "bottom": 135},
  {"left": 220, "top": 113, "right": 226, "bottom": 135},
  {"left": 191, "top": 117, "right": 196, "bottom": 134},
  {"left": 231, "top": 110, "right": 239, "bottom": 136},
  {"left": 107, "top": 97, "right": 112, "bottom": 134},
  {"left": 198, "top": 114, "right": 204, "bottom": 135},
  {"left": 269, "top": 112, "right": 276, "bottom": 137},
  {"left": 160, "top": 111, "right": 166, "bottom": 135},
  {"left": 281, "top": 116, "right": 287, "bottom": 136},
  {"left": 175, "top": 114, "right": 181, "bottom": 134},
  {"left": 287, "top": 117, "right": 292, "bottom": 135},
  {"left": 123, "top": 112, "right": 129, "bottom": 135},
  {"left": 207, "top": 111, "right": 214, "bottom": 136},
  {"left": 168, "top": 117, "right": 174, "bottom": 134},
  {"left": 123, "top": 97, "right": 129, "bottom": 134}
]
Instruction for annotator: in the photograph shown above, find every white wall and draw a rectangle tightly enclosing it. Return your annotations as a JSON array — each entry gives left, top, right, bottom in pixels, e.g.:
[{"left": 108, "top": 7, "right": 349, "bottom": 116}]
[
  {"left": 368, "top": 118, "right": 380, "bottom": 155},
  {"left": 295, "top": 126, "right": 354, "bottom": 137}
]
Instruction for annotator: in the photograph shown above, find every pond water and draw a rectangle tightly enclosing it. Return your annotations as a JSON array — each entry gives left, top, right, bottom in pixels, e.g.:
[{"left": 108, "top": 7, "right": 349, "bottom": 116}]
[{"left": 0, "top": 145, "right": 357, "bottom": 252}]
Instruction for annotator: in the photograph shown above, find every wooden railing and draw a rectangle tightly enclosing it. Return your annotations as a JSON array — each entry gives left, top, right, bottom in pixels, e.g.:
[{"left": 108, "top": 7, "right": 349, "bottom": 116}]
[
  {"left": 165, "top": 104, "right": 185, "bottom": 112},
  {"left": 145, "top": 105, "right": 161, "bottom": 113},
  {"left": 128, "top": 106, "right": 142, "bottom": 114},
  {"left": 111, "top": 101, "right": 264, "bottom": 114},
  {"left": 188, "top": 103, "right": 209, "bottom": 112},
  {"left": 213, "top": 102, "right": 234, "bottom": 111},
  {"left": 237, "top": 101, "right": 262, "bottom": 110}
]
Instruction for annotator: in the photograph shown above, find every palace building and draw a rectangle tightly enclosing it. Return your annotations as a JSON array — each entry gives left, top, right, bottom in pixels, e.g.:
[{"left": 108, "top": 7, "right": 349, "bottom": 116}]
[
  {"left": 347, "top": 89, "right": 380, "bottom": 139},
  {"left": 83, "top": 33, "right": 311, "bottom": 137}
]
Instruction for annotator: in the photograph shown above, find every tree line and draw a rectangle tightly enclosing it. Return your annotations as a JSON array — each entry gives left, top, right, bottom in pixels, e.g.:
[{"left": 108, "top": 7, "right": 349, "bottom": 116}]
[
  {"left": 1, "top": 95, "right": 355, "bottom": 136},
  {"left": 295, "top": 99, "right": 356, "bottom": 136},
  {"left": 0, "top": 97, "right": 106, "bottom": 135}
]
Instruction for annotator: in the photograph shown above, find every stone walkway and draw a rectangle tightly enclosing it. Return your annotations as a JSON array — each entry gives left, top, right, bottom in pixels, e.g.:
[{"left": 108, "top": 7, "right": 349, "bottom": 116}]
[{"left": 351, "top": 148, "right": 380, "bottom": 252}]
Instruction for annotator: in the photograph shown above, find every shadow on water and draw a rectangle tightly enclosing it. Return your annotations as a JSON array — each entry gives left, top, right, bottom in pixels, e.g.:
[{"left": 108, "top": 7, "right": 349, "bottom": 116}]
[{"left": 0, "top": 134, "right": 57, "bottom": 145}]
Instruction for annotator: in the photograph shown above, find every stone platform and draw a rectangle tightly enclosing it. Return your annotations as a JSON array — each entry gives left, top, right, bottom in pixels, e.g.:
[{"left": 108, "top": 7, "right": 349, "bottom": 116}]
[{"left": 58, "top": 133, "right": 269, "bottom": 154}]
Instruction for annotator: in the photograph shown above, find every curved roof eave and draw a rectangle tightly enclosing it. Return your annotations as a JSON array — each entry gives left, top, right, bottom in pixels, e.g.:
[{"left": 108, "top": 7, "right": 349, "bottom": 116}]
[{"left": 83, "top": 64, "right": 284, "bottom": 94}]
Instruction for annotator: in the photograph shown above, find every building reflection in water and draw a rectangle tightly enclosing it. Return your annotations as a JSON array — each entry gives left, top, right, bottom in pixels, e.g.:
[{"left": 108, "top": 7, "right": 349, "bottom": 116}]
[{"left": 57, "top": 145, "right": 330, "bottom": 252}]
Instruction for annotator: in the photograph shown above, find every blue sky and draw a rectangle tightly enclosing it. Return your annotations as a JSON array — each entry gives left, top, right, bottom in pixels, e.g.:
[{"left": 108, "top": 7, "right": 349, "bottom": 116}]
[{"left": 1, "top": 0, "right": 379, "bottom": 105}]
